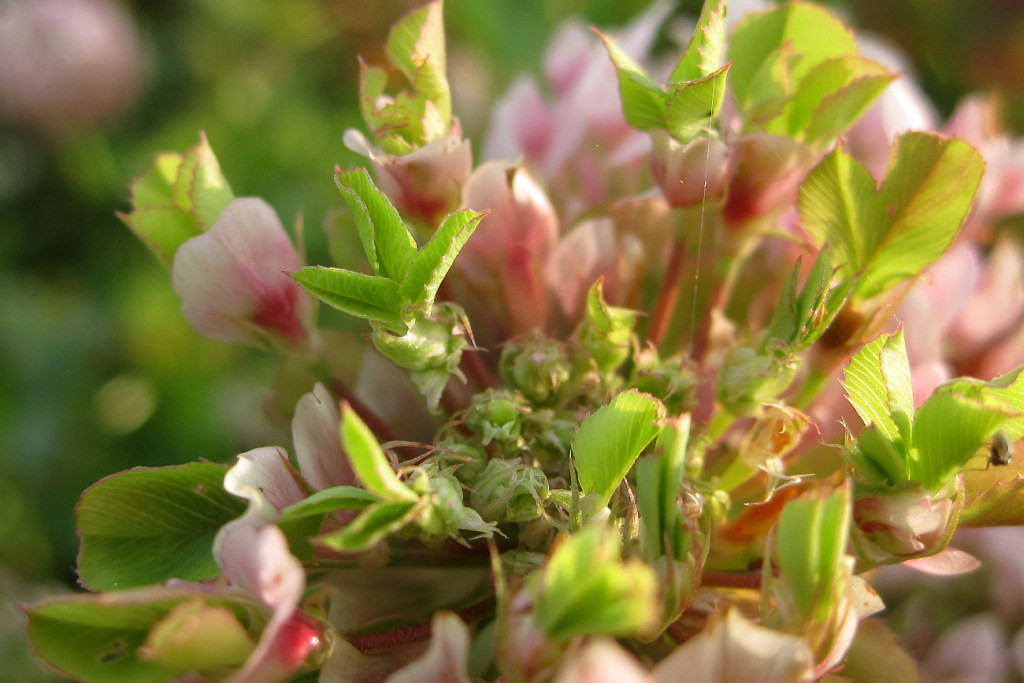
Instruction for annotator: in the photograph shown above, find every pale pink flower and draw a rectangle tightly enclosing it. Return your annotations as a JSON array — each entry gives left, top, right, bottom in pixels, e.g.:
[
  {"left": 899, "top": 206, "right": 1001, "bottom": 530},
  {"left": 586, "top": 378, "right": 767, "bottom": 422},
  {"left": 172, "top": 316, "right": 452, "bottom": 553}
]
[
  {"left": 292, "top": 383, "right": 354, "bottom": 492},
  {"left": 545, "top": 217, "right": 644, "bottom": 322},
  {"left": 0, "top": 0, "right": 147, "bottom": 138},
  {"left": 215, "top": 448, "right": 323, "bottom": 682},
  {"left": 851, "top": 486, "right": 955, "bottom": 564},
  {"left": 653, "top": 608, "right": 815, "bottom": 683},
  {"left": 458, "top": 161, "right": 559, "bottom": 332},
  {"left": 554, "top": 639, "right": 654, "bottom": 683},
  {"left": 650, "top": 130, "right": 729, "bottom": 209},
  {"left": 172, "top": 197, "right": 315, "bottom": 352}
]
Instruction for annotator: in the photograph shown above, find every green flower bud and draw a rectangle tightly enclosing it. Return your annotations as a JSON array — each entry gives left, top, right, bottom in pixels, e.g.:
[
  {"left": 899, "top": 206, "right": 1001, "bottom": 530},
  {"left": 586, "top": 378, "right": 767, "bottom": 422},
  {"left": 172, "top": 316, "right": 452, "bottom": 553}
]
[
  {"left": 469, "top": 459, "right": 550, "bottom": 523},
  {"left": 716, "top": 346, "right": 797, "bottom": 416},
  {"left": 372, "top": 304, "right": 470, "bottom": 410},
  {"left": 415, "top": 465, "right": 495, "bottom": 541},
  {"left": 500, "top": 333, "right": 571, "bottom": 404},
  {"left": 577, "top": 279, "right": 639, "bottom": 374},
  {"left": 465, "top": 390, "right": 529, "bottom": 447},
  {"left": 631, "top": 347, "right": 698, "bottom": 415}
]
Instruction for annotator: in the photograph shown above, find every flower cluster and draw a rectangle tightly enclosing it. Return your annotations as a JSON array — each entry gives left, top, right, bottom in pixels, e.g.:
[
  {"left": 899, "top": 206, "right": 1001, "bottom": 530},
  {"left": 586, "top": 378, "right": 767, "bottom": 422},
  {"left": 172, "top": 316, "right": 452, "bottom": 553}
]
[{"left": 27, "top": 1, "right": 1024, "bottom": 681}]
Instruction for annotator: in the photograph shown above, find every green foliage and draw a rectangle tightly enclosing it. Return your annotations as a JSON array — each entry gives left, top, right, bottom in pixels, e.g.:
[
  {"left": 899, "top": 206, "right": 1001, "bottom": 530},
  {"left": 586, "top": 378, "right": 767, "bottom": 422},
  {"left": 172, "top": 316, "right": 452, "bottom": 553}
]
[
  {"left": 800, "top": 133, "right": 984, "bottom": 300},
  {"left": 76, "top": 463, "right": 246, "bottom": 591},
  {"left": 26, "top": 588, "right": 250, "bottom": 683},
  {"left": 774, "top": 486, "right": 851, "bottom": 623},
  {"left": 843, "top": 332, "right": 1022, "bottom": 492},
  {"left": 532, "top": 524, "right": 659, "bottom": 641},
  {"left": 597, "top": 0, "right": 729, "bottom": 143},
  {"left": 766, "top": 247, "right": 853, "bottom": 351},
  {"left": 293, "top": 167, "right": 485, "bottom": 333},
  {"left": 118, "top": 134, "right": 234, "bottom": 268},
  {"left": 572, "top": 390, "right": 665, "bottom": 508},
  {"left": 360, "top": 0, "right": 451, "bottom": 153}
]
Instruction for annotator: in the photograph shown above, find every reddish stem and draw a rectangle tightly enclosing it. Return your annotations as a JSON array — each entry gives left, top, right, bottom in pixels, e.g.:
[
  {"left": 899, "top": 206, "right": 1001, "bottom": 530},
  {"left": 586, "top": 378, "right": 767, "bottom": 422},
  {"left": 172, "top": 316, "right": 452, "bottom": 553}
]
[
  {"left": 700, "top": 570, "right": 763, "bottom": 589},
  {"left": 647, "top": 236, "right": 688, "bottom": 348},
  {"left": 461, "top": 347, "right": 495, "bottom": 391},
  {"left": 344, "top": 598, "right": 495, "bottom": 653}
]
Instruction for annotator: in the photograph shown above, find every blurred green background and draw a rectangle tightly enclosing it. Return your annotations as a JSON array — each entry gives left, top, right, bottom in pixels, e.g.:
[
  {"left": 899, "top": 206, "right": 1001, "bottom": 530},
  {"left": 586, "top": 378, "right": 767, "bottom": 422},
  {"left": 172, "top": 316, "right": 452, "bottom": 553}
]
[{"left": 1, "top": 0, "right": 1020, "bottom": 678}]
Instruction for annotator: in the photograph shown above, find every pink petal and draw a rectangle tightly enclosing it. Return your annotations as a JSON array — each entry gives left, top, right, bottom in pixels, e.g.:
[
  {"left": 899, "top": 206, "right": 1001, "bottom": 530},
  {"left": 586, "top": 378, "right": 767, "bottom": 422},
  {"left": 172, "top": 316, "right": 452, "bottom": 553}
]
[
  {"left": 172, "top": 197, "right": 311, "bottom": 348},
  {"left": 292, "top": 383, "right": 354, "bottom": 491},
  {"left": 223, "top": 446, "right": 306, "bottom": 519},
  {"left": 901, "top": 547, "right": 982, "bottom": 575}
]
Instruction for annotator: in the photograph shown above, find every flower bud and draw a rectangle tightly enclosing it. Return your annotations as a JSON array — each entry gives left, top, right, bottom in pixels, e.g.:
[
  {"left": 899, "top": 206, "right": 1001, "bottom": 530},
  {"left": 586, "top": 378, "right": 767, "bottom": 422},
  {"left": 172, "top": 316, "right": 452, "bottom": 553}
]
[
  {"left": 465, "top": 390, "right": 529, "bottom": 447},
  {"left": 650, "top": 130, "right": 728, "bottom": 209},
  {"left": 500, "top": 333, "right": 571, "bottom": 404},
  {"left": 851, "top": 482, "right": 956, "bottom": 566},
  {"left": 172, "top": 197, "right": 314, "bottom": 352},
  {"left": 469, "top": 458, "right": 550, "bottom": 523},
  {"left": 371, "top": 303, "right": 470, "bottom": 410},
  {"left": 458, "top": 161, "right": 558, "bottom": 292},
  {"left": 722, "top": 133, "right": 814, "bottom": 228},
  {"left": 716, "top": 346, "right": 797, "bottom": 417},
  {"left": 631, "top": 347, "right": 698, "bottom": 415}
]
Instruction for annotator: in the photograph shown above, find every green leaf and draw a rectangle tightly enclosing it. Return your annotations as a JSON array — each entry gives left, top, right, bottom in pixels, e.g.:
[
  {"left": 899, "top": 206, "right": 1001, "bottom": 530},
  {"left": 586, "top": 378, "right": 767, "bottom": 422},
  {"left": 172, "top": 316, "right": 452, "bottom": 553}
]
[
  {"left": 316, "top": 500, "right": 418, "bottom": 552},
  {"left": 800, "top": 134, "right": 984, "bottom": 300},
  {"left": 399, "top": 209, "right": 486, "bottom": 309},
  {"left": 859, "top": 133, "right": 985, "bottom": 298},
  {"left": 912, "top": 378, "right": 1018, "bottom": 492},
  {"left": 572, "top": 390, "right": 665, "bottom": 507},
  {"left": 670, "top": 0, "right": 727, "bottom": 82},
  {"left": 385, "top": 0, "right": 450, "bottom": 133},
  {"left": 291, "top": 266, "right": 406, "bottom": 331},
  {"left": 578, "top": 279, "right": 639, "bottom": 374},
  {"left": 841, "top": 331, "right": 913, "bottom": 443},
  {"left": 335, "top": 167, "right": 417, "bottom": 282},
  {"left": 775, "top": 56, "right": 894, "bottom": 142},
  {"left": 775, "top": 486, "right": 851, "bottom": 621},
  {"left": 174, "top": 132, "right": 234, "bottom": 232},
  {"left": 728, "top": 2, "right": 857, "bottom": 109},
  {"left": 798, "top": 144, "right": 884, "bottom": 281},
  {"left": 636, "top": 415, "right": 691, "bottom": 560},
  {"left": 533, "top": 524, "right": 659, "bottom": 641},
  {"left": 27, "top": 588, "right": 206, "bottom": 683},
  {"left": 595, "top": 28, "right": 668, "bottom": 131},
  {"left": 280, "top": 485, "right": 380, "bottom": 520},
  {"left": 801, "top": 62, "right": 895, "bottom": 144},
  {"left": 665, "top": 65, "right": 730, "bottom": 142},
  {"left": 77, "top": 463, "right": 246, "bottom": 591},
  {"left": 340, "top": 404, "right": 417, "bottom": 502}
]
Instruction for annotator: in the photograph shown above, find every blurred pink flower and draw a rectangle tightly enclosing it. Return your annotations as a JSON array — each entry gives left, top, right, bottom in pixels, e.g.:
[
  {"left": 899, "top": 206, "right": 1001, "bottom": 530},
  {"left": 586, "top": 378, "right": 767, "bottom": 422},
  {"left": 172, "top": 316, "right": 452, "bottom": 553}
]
[
  {"left": 653, "top": 608, "right": 814, "bottom": 683},
  {"left": 483, "top": 3, "right": 670, "bottom": 218},
  {"left": 919, "top": 613, "right": 1008, "bottom": 683},
  {"left": 0, "top": 0, "right": 147, "bottom": 137},
  {"left": 554, "top": 639, "right": 653, "bottom": 683},
  {"left": 900, "top": 236, "right": 1024, "bottom": 384},
  {"left": 385, "top": 612, "right": 472, "bottom": 683},
  {"left": 172, "top": 197, "right": 315, "bottom": 352}
]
